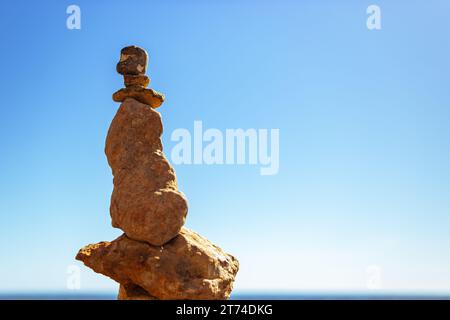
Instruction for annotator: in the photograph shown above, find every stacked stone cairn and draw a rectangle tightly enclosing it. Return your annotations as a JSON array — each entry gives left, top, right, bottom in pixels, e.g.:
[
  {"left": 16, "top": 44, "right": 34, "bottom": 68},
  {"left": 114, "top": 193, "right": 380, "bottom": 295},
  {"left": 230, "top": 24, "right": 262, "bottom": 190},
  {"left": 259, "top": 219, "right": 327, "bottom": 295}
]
[{"left": 76, "top": 46, "right": 239, "bottom": 300}]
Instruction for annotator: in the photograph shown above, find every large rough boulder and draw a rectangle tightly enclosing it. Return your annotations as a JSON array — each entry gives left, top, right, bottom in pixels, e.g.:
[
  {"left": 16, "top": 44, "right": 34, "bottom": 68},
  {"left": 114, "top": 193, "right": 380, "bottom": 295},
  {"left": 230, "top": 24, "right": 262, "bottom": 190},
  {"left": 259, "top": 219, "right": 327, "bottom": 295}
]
[
  {"left": 105, "top": 98, "right": 188, "bottom": 246},
  {"left": 76, "top": 228, "right": 239, "bottom": 300}
]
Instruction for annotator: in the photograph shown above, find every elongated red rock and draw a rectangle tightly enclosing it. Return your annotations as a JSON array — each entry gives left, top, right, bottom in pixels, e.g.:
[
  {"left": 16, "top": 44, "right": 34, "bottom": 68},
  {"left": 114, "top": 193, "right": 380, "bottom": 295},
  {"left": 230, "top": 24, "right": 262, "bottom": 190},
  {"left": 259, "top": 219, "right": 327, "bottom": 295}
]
[{"left": 106, "top": 97, "right": 188, "bottom": 246}]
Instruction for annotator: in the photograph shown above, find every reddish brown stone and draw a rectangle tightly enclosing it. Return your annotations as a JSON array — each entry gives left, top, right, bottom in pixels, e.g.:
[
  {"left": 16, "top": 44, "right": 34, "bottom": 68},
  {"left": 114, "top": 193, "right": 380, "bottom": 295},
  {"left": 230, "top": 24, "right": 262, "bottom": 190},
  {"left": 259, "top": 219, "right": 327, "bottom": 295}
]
[
  {"left": 116, "top": 45, "right": 148, "bottom": 75},
  {"left": 76, "top": 228, "right": 239, "bottom": 300},
  {"left": 124, "top": 74, "right": 150, "bottom": 88},
  {"left": 105, "top": 98, "right": 187, "bottom": 246},
  {"left": 112, "top": 87, "right": 164, "bottom": 108}
]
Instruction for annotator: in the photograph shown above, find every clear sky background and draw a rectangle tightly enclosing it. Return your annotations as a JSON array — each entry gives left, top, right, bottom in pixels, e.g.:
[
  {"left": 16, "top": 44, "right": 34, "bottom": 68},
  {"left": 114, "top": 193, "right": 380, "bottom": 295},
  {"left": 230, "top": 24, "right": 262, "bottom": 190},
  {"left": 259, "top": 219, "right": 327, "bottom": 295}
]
[{"left": 1, "top": 0, "right": 450, "bottom": 294}]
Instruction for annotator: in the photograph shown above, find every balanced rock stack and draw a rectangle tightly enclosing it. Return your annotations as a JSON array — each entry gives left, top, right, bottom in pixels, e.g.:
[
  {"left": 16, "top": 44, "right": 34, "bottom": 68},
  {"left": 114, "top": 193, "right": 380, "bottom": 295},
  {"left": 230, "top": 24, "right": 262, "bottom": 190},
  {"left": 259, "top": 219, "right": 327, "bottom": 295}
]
[{"left": 76, "top": 46, "right": 239, "bottom": 300}]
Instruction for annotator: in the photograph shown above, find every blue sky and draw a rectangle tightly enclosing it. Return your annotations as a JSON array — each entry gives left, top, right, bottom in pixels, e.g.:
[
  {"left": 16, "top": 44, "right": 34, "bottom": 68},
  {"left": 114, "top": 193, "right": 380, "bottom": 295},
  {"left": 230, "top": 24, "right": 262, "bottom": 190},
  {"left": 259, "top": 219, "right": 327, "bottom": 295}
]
[{"left": 1, "top": 0, "right": 450, "bottom": 294}]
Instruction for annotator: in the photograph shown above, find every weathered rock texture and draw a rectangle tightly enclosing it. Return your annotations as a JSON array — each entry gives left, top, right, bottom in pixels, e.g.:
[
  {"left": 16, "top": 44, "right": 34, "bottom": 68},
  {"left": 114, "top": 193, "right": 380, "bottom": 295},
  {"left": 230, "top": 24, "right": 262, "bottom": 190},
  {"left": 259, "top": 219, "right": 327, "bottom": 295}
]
[
  {"left": 106, "top": 98, "right": 188, "bottom": 246},
  {"left": 77, "top": 228, "right": 239, "bottom": 300},
  {"left": 76, "top": 45, "right": 239, "bottom": 300},
  {"left": 116, "top": 45, "right": 148, "bottom": 75}
]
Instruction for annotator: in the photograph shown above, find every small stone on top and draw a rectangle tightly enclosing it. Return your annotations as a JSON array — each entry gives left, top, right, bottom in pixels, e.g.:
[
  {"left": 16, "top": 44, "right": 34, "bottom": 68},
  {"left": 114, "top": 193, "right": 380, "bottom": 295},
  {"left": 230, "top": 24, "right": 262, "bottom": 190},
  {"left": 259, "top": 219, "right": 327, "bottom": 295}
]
[{"left": 116, "top": 45, "right": 148, "bottom": 76}]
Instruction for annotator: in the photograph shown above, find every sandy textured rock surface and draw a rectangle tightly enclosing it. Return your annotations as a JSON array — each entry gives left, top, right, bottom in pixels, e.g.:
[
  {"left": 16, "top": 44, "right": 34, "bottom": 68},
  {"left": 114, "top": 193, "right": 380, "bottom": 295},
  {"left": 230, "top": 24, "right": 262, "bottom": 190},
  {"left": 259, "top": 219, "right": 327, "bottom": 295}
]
[
  {"left": 76, "top": 228, "right": 239, "bottom": 300},
  {"left": 106, "top": 98, "right": 188, "bottom": 246}
]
